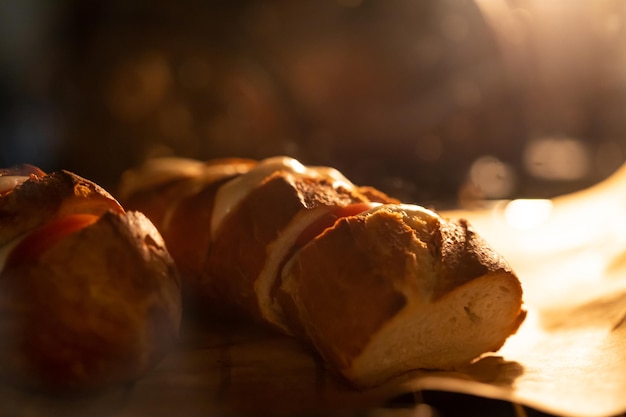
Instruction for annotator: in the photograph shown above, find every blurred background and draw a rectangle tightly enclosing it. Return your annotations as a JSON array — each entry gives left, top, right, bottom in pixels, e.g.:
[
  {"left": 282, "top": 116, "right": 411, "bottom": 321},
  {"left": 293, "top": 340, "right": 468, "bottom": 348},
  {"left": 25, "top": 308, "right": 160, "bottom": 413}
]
[
  {"left": 1, "top": 0, "right": 626, "bottom": 208},
  {"left": 2, "top": 2, "right": 626, "bottom": 416}
]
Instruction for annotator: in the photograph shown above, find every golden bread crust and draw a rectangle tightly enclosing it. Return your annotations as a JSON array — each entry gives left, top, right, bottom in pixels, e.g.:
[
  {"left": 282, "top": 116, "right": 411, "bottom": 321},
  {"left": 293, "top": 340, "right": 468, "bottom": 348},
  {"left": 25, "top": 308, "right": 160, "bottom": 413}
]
[
  {"left": 0, "top": 170, "right": 122, "bottom": 246},
  {"left": 433, "top": 218, "right": 515, "bottom": 299},
  {"left": 205, "top": 171, "right": 379, "bottom": 319},
  {"left": 117, "top": 156, "right": 525, "bottom": 388},
  {"left": 278, "top": 210, "right": 434, "bottom": 366},
  {"left": 0, "top": 169, "right": 181, "bottom": 393},
  {"left": 278, "top": 206, "right": 525, "bottom": 385}
]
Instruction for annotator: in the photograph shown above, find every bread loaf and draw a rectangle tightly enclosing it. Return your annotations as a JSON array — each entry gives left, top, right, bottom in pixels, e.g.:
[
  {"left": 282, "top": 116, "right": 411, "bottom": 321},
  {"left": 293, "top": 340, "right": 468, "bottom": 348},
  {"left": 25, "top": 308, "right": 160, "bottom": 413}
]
[
  {"left": 0, "top": 166, "right": 182, "bottom": 392},
  {"left": 120, "top": 156, "right": 525, "bottom": 387},
  {"left": 278, "top": 204, "right": 525, "bottom": 386}
]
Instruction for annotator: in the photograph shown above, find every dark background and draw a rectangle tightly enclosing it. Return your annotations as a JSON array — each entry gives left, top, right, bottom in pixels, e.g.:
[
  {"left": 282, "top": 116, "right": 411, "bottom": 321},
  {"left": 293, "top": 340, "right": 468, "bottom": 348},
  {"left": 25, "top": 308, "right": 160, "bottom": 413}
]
[{"left": 2, "top": 0, "right": 626, "bottom": 208}]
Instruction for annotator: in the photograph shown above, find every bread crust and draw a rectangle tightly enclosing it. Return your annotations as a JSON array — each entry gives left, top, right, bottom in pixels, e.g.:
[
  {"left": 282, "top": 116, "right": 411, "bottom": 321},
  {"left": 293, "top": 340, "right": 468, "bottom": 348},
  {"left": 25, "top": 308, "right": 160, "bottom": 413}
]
[
  {"left": 278, "top": 205, "right": 525, "bottom": 386},
  {"left": 119, "top": 156, "right": 525, "bottom": 388},
  {"left": 0, "top": 170, "right": 122, "bottom": 246},
  {"left": 205, "top": 171, "right": 389, "bottom": 321},
  {"left": 278, "top": 209, "right": 435, "bottom": 362},
  {"left": 0, "top": 170, "right": 182, "bottom": 392},
  {"left": 433, "top": 218, "right": 516, "bottom": 299}
]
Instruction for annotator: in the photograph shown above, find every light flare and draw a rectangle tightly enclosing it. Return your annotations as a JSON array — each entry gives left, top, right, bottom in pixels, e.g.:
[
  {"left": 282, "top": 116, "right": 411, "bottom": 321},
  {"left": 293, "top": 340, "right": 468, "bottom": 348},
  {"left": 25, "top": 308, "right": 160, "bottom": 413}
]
[
  {"left": 447, "top": 162, "right": 626, "bottom": 310},
  {"left": 502, "top": 199, "right": 553, "bottom": 230}
]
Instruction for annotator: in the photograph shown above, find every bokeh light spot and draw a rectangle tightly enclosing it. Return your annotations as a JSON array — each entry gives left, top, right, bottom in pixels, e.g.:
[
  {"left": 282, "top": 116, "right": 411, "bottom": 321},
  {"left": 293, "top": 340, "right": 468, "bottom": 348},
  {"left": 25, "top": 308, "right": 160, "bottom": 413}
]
[
  {"left": 469, "top": 155, "right": 516, "bottom": 199},
  {"left": 523, "top": 136, "right": 590, "bottom": 181}
]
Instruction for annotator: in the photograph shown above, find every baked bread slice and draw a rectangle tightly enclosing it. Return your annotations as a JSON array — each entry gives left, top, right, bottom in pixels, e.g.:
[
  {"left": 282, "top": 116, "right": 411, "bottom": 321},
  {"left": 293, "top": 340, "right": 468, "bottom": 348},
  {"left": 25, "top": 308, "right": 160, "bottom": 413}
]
[
  {"left": 206, "top": 169, "right": 397, "bottom": 325},
  {"left": 0, "top": 167, "right": 181, "bottom": 392},
  {"left": 278, "top": 204, "right": 526, "bottom": 387},
  {"left": 120, "top": 156, "right": 526, "bottom": 388}
]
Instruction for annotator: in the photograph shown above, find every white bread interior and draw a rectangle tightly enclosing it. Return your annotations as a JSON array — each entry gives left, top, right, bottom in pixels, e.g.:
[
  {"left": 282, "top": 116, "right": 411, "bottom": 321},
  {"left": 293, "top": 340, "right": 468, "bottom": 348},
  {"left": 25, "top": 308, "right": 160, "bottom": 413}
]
[{"left": 344, "top": 271, "right": 524, "bottom": 387}]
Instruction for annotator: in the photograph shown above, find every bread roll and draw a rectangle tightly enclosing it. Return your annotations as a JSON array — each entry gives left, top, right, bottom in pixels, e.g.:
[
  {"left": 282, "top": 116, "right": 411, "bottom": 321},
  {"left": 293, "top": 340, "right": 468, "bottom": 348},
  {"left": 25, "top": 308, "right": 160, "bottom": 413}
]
[
  {"left": 0, "top": 166, "right": 181, "bottom": 392},
  {"left": 120, "top": 157, "right": 397, "bottom": 325},
  {"left": 120, "top": 156, "right": 525, "bottom": 387},
  {"left": 278, "top": 204, "right": 525, "bottom": 387}
]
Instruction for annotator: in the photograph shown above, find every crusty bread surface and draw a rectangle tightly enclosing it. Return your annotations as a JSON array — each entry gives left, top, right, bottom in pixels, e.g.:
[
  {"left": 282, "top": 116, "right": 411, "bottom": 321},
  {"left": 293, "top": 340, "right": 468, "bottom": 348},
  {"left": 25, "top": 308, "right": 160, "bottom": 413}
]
[
  {"left": 119, "top": 156, "right": 526, "bottom": 388},
  {"left": 278, "top": 205, "right": 525, "bottom": 387},
  {"left": 0, "top": 170, "right": 182, "bottom": 392},
  {"left": 205, "top": 170, "right": 396, "bottom": 323},
  {"left": 0, "top": 170, "right": 122, "bottom": 246}
]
